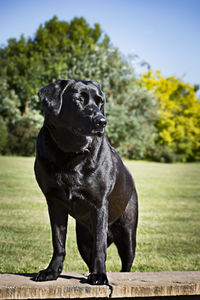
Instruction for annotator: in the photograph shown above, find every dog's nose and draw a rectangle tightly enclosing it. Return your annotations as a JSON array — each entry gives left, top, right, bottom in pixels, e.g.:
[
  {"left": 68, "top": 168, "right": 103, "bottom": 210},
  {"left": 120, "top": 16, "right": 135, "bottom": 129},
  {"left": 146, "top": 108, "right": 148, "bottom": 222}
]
[{"left": 94, "top": 116, "right": 107, "bottom": 129}]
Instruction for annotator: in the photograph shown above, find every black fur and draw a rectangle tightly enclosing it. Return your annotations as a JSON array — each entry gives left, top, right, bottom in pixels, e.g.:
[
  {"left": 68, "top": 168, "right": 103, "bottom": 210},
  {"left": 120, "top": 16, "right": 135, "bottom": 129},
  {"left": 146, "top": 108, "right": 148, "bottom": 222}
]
[{"left": 34, "top": 79, "right": 138, "bottom": 285}]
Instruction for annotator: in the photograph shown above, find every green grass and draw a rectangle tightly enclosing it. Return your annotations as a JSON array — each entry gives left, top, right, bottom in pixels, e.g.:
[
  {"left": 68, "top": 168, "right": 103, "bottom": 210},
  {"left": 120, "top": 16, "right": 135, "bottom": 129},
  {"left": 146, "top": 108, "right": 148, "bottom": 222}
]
[{"left": 0, "top": 156, "right": 199, "bottom": 273}]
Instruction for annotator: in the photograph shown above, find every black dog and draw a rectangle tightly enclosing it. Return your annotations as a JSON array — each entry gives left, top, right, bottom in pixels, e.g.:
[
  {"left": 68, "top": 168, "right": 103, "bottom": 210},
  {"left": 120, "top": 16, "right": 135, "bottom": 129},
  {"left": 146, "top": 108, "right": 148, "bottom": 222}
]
[{"left": 34, "top": 79, "right": 138, "bottom": 285}]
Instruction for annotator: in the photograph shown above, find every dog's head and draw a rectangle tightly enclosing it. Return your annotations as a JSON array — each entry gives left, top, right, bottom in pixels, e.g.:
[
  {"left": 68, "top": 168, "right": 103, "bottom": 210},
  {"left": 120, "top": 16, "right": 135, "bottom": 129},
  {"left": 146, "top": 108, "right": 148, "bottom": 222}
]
[{"left": 38, "top": 79, "right": 107, "bottom": 137}]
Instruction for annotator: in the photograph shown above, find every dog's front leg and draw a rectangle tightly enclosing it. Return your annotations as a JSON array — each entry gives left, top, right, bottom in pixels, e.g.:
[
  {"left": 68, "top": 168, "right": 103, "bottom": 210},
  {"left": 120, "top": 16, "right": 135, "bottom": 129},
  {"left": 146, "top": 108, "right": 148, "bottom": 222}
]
[
  {"left": 87, "top": 203, "right": 109, "bottom": 285},
  {"left": 35, "top": 199, "right": 68, "bottom": 281}
]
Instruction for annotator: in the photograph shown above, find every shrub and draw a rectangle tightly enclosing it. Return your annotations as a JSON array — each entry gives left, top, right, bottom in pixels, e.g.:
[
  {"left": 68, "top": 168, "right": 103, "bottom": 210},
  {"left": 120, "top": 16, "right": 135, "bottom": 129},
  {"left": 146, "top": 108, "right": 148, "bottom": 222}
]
[
  {"left": 6, "top": 113, "right": 42, "bottom": 156},
  {"left": 0, "top": 117, "right": 8, "bottom": 154},
  {"left": 106, "top": 82, "right": 159, "bottom": 160}
]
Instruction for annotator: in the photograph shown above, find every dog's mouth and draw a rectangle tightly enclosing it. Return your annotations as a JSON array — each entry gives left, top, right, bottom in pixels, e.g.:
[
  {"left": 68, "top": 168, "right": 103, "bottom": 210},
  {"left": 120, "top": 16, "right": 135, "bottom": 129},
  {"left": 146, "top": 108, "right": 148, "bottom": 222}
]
[{"left": 72, "top": 128, "right": 104, "bottom": 137}]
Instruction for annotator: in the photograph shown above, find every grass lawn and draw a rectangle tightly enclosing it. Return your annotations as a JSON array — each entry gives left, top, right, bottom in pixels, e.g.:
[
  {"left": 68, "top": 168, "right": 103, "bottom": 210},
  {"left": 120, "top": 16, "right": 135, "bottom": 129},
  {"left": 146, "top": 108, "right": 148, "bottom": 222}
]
[{"left": 0, "top": 156, "right": 199, "bottom": 274}]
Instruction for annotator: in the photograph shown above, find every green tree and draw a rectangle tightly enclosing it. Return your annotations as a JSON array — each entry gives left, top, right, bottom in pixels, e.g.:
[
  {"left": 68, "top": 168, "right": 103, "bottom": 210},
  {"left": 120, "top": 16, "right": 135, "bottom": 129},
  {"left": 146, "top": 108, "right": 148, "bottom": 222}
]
[
  {"left": 0, "top": 16, "right": 109, "bottom": 114},
  {"left": 0, "top": 16, "right": 158, "bottom": 159}
]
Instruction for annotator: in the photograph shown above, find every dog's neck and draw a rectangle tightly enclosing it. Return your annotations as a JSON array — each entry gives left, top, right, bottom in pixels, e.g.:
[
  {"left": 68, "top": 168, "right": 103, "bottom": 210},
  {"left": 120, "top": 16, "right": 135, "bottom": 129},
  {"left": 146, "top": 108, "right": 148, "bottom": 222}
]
[{"left": 44, "top": 122, "right": 93, "bottom": 154}]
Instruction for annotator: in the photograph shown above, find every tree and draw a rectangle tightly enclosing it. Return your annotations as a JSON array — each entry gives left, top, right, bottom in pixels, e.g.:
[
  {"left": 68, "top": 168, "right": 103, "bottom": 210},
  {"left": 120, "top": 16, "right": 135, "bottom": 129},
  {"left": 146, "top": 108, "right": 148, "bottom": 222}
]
[
  {"left": 141, "top": 70, "right": 200, "bottom": 162},
  {"left": 0, "top": 16, "right": 109, "bottom": 114},
  {"left": 0, "top": 16, "right": 158, "bottom": 158}
]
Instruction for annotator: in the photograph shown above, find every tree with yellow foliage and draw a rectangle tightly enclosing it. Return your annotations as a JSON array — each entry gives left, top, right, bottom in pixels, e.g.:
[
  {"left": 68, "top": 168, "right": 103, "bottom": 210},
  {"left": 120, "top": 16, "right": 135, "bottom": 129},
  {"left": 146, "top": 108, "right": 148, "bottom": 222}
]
[{"left": 141, "top": 71, "right": 200, "bottom": 162}]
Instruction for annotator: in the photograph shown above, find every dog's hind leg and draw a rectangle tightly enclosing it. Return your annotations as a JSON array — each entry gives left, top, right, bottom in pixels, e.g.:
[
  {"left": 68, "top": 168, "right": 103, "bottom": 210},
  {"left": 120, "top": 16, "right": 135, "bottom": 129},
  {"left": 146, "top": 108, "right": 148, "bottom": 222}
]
[
  {"left": 113, "top": 224, "right": 137, "bottom": 271},
  {"left": 111, "top": 198, "right": 138, "bottom": 272},
  {"left": 76, "top": 221, "right": 93, "bottom": 272}
]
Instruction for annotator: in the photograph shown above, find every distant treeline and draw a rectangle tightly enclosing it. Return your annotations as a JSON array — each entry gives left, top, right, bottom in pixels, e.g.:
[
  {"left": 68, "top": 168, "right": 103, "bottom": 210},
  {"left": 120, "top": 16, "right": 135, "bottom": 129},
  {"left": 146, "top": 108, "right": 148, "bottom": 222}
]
[{"left": 0, "top": 16, "right": 199, "bottom": 162}]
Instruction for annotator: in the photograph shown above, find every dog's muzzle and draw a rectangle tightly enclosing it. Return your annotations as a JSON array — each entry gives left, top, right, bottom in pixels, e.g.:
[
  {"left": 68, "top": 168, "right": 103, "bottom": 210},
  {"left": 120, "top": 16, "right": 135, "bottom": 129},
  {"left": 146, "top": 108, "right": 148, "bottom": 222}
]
[{"left": 72, "top": 115, "right": 107, "bottom": 137}]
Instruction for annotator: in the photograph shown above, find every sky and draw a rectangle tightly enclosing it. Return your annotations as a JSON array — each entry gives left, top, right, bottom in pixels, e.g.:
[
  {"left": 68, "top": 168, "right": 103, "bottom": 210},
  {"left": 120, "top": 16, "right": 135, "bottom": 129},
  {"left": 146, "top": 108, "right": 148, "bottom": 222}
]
[{"left": 0, "top": 0, "right": 200, "bottom": 86}]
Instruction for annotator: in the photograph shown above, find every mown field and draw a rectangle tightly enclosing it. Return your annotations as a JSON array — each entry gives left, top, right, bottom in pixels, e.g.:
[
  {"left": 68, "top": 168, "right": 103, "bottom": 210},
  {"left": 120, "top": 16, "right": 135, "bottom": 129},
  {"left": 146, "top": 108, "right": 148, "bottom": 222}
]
[{"left": 0, "top": 156, "right": 199, "bottom": 274}]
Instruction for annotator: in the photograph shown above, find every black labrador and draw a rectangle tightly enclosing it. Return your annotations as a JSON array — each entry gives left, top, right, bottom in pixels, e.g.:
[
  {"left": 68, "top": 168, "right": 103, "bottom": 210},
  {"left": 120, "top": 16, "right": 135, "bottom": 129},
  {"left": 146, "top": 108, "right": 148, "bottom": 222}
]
[{"left": 34, "top": 79, "right": 138, "bottom": 285}]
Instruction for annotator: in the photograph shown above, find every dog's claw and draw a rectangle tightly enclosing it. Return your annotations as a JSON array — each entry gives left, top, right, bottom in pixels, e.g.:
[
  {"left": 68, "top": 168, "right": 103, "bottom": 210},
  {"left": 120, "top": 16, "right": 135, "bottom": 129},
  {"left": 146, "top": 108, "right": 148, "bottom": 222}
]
[{"left": 87, "top": 273, "right": 109, "bottom": 285}]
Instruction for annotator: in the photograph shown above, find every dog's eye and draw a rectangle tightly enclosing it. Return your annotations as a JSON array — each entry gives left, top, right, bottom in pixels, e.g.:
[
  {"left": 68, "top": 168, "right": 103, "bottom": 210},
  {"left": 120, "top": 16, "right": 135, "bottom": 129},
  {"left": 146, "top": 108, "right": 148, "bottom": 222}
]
[
  {"left": 99, "top": 100, "right": 104, "bottom": 106},
  {"left": 97, "top": 99, "right": 104, "bottom": 107},
  {"left": 75, "top": 98, "right": 83, "bottom": 103}
]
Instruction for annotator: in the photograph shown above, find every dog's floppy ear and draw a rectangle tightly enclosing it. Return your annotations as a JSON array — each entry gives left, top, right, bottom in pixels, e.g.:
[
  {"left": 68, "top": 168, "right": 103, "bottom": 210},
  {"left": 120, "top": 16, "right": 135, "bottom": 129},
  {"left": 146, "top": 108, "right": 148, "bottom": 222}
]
[{"left": 38, "top": 79, "right": 71, "bottom": 116}]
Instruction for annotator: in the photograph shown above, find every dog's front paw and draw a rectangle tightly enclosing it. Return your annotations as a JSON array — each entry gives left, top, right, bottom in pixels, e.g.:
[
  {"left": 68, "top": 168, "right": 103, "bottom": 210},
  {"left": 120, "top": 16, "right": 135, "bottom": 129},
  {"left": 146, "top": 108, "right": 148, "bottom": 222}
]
[
  {"left": 87, "top": 273, "right": 109, "bottom": 285},
  {"left": 34, "top": 269, "right": 59, "bottom": 281}
]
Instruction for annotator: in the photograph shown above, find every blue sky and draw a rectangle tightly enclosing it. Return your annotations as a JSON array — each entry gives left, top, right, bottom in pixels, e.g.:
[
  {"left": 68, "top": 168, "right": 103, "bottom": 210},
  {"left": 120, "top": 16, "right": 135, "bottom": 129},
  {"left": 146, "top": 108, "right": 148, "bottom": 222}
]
[{"left": 0, "top": 0, "right": 200, "bottom": 86}]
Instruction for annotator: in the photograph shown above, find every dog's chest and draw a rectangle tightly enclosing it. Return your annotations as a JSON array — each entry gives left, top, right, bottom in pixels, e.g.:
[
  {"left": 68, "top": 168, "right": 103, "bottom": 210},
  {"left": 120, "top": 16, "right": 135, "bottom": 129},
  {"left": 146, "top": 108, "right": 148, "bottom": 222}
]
[{"left": 57, "top": 166, "right": 98, "bottom": 221}]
